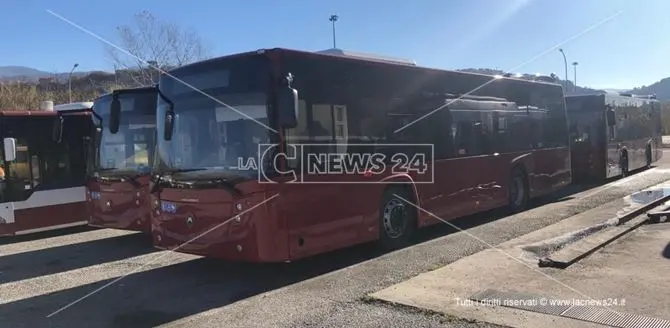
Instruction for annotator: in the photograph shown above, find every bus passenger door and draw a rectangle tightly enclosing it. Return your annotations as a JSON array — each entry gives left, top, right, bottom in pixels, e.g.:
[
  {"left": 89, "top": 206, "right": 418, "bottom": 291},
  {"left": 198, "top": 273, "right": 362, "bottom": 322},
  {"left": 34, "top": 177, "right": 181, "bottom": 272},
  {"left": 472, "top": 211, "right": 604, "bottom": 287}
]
[
  {"left": 281, "top": 101, "right": 364, "bottom": 259},
  {"left": 450, "top": 110, "right": 504, "bottom": 214},
  {"left": 605, "top": 105, "right": 622, "bottom": 177}
]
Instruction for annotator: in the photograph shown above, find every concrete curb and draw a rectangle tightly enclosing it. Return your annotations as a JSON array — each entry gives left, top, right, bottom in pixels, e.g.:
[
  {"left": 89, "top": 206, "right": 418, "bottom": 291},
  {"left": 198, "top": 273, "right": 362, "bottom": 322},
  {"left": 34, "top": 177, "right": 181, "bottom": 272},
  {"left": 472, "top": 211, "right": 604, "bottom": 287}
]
[
  {"left": 538, "top": 215, "right": 649, "bottom": 269},
  {"left": 536, "top": 190, "right": 670, "bottom": 269}
]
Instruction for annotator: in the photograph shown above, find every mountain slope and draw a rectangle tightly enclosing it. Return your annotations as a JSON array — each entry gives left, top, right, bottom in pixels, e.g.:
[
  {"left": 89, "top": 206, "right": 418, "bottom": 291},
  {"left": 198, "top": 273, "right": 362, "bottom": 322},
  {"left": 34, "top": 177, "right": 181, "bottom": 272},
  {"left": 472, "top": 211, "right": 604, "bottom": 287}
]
[
  {"left": 629, "top": 77, "right": 670, "bottom": 100},
  {"left": 0, "top": 66, "right": 103, "bottom": 83},
  {"left": 0, "top": 66, "right": 50, "bottom": 78}
]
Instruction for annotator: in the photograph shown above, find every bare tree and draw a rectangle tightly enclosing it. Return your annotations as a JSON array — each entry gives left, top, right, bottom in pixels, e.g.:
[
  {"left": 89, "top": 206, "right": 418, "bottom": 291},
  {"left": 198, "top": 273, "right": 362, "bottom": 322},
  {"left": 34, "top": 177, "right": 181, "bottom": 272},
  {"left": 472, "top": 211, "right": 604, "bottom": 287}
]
[{"left": 106, "top": 10, "right": 210, "bottom": 86}]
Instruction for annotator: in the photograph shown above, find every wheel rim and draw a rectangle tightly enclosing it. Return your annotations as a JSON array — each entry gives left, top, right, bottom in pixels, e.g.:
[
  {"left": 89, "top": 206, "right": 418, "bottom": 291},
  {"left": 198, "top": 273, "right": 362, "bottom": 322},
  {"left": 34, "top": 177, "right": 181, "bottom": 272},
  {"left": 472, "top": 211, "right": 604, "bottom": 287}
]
[
  {"left": 510, "top": 176, "right": 524, "bottom": 207},
  {"left": 382, "top": 198, "right": 408, "bottom": 239}
]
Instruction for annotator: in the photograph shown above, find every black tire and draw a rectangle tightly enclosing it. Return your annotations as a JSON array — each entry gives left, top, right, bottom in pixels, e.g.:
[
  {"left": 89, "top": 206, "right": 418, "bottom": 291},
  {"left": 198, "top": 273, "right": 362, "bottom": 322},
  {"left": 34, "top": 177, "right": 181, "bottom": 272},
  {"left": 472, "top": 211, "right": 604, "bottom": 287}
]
[
  {"left": 620, "top": 152, "right": 629, "bottom": 177},
  {"left": 508, "top": 167, "right": 529, "bottom": 213},
  {"left": 378, "top": 187, "right": 417, "bottom": 250}
]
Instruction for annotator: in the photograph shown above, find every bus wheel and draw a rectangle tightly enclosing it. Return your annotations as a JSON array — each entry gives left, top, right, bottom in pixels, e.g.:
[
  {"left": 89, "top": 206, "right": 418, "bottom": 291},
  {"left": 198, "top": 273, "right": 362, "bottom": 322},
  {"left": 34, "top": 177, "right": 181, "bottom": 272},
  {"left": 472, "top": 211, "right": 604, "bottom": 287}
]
[
  {"left": 646, "top": 145, "right": 653, "bottom": 168},
  {"left": 620, "top": 152, "right": 629, "bottom": 177},
  {"left": 508, "top": 167, "right": 528, "bottom": 213},
  {"left": 378, "top": 187, "right": 417, "bottom": 250}
]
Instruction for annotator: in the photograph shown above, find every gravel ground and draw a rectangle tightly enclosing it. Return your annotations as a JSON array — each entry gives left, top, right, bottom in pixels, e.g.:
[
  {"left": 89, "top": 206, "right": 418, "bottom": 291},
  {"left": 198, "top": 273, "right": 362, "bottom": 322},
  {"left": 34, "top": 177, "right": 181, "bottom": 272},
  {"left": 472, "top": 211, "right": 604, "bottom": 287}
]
[{"left": 2, "top": 157, "right": 670, "bottom": 328}]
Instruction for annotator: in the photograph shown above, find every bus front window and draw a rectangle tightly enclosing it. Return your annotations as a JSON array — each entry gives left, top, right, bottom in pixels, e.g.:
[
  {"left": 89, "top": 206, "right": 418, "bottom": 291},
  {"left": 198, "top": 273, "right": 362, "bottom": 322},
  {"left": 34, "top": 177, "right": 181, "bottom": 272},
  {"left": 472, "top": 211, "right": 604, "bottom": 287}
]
[
  {"left": 156, "top": 92, "right": 270, "bottom": 176},
  {"left": 95, "top": 92, "right": 156, "bottom": 175}
]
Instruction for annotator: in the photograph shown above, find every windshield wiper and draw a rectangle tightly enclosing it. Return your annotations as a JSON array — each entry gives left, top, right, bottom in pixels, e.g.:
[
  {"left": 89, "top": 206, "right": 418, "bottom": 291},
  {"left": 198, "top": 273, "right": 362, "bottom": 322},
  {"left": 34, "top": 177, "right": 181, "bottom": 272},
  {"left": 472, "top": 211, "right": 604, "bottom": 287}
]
[
  {"left": 96, "top": 172, "right": 146, "bottom": 188},
  {"left": 150, "top": 168, "right": 207, "bottom": 193},
  {"left": 213, "top": 178, "right": 242, "bottom": 195}
]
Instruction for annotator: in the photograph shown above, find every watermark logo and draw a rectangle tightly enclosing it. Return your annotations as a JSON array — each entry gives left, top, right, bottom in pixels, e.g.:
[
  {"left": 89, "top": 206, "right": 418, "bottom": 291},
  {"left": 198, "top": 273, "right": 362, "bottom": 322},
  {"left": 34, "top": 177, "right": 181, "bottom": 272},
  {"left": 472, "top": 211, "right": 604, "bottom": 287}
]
[{"left": 255, "top": 143, "right": 434, "bottom": 184}]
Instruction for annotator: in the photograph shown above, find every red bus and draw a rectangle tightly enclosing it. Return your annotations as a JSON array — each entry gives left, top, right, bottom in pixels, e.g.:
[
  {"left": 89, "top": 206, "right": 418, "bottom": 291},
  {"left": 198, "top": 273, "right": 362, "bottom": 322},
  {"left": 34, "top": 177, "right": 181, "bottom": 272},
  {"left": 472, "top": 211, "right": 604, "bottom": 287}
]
[
  {"left": 566, "top": 93, "right": 662, "bottom": 182},
  {"left": 147, "top": 48, "right": 571, "bottom": 262},
  {"left": 0, "top": 101, "right": 98, "bottom": 236},
  {"left": 86, "top": 86, "right": 157, "bottom": 232}
]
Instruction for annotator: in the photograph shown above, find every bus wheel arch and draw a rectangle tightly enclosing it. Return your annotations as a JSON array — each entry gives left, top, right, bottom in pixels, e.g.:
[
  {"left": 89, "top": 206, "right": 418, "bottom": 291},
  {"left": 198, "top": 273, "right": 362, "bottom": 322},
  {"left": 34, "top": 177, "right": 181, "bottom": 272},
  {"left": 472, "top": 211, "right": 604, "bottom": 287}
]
[
  {"left": 377, "top": 184, "right": 418, "bottom": 250},
  {"left": 508, "top": 165, "right": 529, "bottom": 213}
]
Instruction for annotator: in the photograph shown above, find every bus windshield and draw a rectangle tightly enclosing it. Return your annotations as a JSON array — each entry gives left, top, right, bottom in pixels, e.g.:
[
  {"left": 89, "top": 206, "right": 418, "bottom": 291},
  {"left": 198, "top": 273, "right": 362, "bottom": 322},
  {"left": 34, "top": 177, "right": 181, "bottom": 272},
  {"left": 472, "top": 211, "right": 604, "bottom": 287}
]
[
  {"left": 154, "top": 57, "right": 272, "bottom": 178},
  {"left": 95, "top": 90, "right": 157, "bottom": 174},
  {"left": 156, "top": 91, "right": 270, "bottom": 175}
]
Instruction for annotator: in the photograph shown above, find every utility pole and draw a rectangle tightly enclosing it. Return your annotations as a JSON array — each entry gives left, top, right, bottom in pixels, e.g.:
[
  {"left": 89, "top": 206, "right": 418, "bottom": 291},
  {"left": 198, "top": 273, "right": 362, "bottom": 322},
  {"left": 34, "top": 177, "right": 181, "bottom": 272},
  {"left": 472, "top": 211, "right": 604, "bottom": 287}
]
[
  {"left": 68, "top": 63, "right": 79, "bottom": 103},
  {"left": 572, "top": 61, "right": 579, "bottom": 92},
  {"left": 329, "top": 14, "right": 339, "bottom": 49},
  {"left": 558, "top": 49, "right": 568, "bottom": 86}
]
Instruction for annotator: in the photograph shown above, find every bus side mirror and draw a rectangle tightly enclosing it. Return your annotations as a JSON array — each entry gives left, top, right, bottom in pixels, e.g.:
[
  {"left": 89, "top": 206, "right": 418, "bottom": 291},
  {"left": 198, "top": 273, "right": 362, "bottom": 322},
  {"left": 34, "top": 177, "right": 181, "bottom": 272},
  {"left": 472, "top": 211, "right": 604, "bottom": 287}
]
[
  {"left": 163, "top": 111, "right": 174, "bottom": 141},
  {"left": 3, "top": 138, "right": 16, "bottom": 162},
  {"left": 606, "top": 109, "right": 616, "bottom": 126},
  {"left": 278, "top": 86, "right": 298, "bottom": 129},
  {"left": 109, "top": 96, "right": 121, "bottom": 134},
  {"left": 52, "top": 116, "right": 64, "bottom": 143}
]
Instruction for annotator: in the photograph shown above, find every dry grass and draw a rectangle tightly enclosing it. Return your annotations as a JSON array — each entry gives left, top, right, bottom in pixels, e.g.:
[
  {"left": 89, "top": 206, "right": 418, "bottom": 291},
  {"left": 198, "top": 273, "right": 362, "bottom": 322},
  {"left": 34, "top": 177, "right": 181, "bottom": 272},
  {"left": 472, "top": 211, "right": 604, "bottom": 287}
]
[{"left": 0, "top": 82, "right": 132, "bottom": 110}]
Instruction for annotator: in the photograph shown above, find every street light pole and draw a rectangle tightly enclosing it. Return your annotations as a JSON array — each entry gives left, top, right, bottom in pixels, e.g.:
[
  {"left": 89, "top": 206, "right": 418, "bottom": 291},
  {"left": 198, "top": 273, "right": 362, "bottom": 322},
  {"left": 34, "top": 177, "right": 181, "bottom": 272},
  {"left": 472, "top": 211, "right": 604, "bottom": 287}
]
[
  {"left": 558, "top": 49, "right": 568, "bottom": 86},
  {"left": 68, "top": 63, "right": 79, "bottom": 103},
  {"left": 329, "top": 15, "right": 338, "bottom": 49},
  {"left": 572, "top": 61, "right": 579, "bottom": 92}
]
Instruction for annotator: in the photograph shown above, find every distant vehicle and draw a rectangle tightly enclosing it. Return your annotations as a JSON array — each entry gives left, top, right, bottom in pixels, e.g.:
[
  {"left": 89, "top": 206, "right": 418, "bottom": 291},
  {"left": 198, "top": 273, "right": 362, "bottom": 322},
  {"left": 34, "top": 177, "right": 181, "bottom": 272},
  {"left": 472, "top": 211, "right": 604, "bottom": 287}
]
[
  {"left": 566, "top": 93, "right": 663, "bottom": 182},
  {"left": 86, "top": 86, "right": 157, "bottom": 232},
  {"left": 0, "top": 101, "right": 98, "bottom": 236},
  {"left": 149, "top": 47, "right": 571, "bottom": 262}
]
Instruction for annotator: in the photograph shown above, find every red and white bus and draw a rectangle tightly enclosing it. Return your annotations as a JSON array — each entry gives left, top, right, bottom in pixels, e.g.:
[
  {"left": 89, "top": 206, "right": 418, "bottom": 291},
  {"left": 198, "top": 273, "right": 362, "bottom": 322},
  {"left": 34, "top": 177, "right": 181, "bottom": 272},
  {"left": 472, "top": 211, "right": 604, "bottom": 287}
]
[
  {"left": 148, "top": 48, "right": 571, "bottom": 262},
  {"left": 86, "top": 86, "right": 157, "bottom": 232},
  {"left": 566, "top": 93, "right": 663, "bottom": 182},
  {"left": 0, "top": 101, "right": 98, "bottom": 236}
]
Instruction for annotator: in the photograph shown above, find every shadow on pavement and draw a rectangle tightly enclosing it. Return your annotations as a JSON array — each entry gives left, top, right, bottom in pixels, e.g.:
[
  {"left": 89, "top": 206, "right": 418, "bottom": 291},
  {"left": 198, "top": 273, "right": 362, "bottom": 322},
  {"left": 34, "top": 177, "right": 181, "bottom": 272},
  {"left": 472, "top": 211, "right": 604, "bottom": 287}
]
[
  {"left": 3, "top": 166, "right": 659, "bottom": 328},
  {"left": 0, "top": 176, "right": 602, "bottom": 328},
  {"left": 0, "top": 225, "right": 98, "bottom": 246},
  {"left": 0, "top": 232, "right": 156, "bottom": 284}
]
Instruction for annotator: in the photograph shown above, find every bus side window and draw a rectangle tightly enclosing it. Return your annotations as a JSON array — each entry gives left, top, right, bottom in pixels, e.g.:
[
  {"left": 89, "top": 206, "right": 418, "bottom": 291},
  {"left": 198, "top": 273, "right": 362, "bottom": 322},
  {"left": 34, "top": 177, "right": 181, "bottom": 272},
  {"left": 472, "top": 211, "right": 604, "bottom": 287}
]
[
  {"left": 451, "top": 110, "right": 492, "bottom": 156},
  {"left": 6, "top": 139, "right": 39, "bottom": 198}
]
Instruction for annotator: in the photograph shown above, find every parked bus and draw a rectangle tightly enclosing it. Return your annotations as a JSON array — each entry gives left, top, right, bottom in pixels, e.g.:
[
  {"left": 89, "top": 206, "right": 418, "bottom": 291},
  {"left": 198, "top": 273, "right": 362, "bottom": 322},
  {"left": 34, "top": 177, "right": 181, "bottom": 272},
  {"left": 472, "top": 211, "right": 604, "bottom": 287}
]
[
  {"left": 86, "top": 86, "right": 157, "bottom": 232},
  {"left": 146, "top": 48, "right": 571, "bottom": 262},
  {"left": 566, "top": 93, "right": 662, "bottom": 182},
  {"left": 0, "top": 101, "right": 98, "bottom": 236}
]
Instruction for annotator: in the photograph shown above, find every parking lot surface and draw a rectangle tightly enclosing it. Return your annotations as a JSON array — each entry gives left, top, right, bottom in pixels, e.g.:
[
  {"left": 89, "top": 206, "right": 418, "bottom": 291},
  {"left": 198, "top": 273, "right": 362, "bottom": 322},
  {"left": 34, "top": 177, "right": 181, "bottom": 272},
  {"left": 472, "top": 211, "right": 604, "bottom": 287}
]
[{"left": 2, "top": 152, "right": 670, "bottom": 328}]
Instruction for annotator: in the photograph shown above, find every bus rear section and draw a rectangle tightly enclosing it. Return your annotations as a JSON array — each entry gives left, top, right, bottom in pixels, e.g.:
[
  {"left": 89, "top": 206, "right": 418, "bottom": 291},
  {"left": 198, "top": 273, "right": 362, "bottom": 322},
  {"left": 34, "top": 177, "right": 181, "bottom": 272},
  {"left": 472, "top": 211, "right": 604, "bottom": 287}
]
[
  {"left": 86, "top": 86, "right": 157, "bottom": 232},
  {"left": 151, "top": 48, "right": 571, "bottom": 262},
  {"left": 566, "top": 93, "right": 661, "bottom": 182},
  {"left": 0, "top": 102, "right": 96, "bottom": 236}
]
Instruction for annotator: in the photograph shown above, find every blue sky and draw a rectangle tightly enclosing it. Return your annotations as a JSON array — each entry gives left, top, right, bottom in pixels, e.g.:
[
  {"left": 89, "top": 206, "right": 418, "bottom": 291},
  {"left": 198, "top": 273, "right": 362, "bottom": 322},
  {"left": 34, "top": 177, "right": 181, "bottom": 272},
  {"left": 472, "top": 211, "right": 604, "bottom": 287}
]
[{"left": 1, "top": 0, "right": 668, "bottom": 89}]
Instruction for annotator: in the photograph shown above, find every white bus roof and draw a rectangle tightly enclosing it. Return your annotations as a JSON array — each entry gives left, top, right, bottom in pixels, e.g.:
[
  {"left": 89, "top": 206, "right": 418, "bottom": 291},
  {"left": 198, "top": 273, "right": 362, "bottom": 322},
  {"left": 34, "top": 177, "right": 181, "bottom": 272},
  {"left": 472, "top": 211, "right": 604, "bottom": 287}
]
[
  {"left": 315, "top": 48, "right": 417, "bottom": 66},
  {"left": 447, "top": 98, "right": 518, "bottom": 111},
  {"left": 53, "top": 102, "right": 94, "bottom": 111}
]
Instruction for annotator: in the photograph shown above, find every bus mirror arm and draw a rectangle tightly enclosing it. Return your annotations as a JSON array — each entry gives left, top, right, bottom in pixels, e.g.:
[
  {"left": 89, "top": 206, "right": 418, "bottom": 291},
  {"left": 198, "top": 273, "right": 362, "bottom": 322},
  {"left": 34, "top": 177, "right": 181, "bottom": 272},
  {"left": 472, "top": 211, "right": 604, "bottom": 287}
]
[
  {"left": 3, "top": 138, "right": 17, "bottom": 162},
  {"left": 278, "top": 86, "right": 299, "bottom": 129},
  {"left": 109, "top": 94, "right": 121, "bottom": 134},
  {"left": 606, "top": 108, "right": 616, "bottom": 126},
  {"left": 163, "top": 111, "right": 175, "bottom": 141},
  {"left": 52, "top": 115, "right": 64, "bottom": 143}
]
